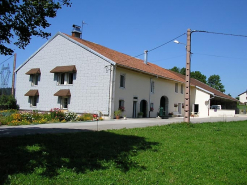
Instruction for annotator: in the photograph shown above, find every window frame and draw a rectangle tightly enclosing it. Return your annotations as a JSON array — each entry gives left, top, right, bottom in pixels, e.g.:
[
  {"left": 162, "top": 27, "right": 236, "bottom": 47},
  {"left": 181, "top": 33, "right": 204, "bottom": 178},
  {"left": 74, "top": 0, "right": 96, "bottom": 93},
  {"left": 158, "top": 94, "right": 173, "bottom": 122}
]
[
  {"left": 30, "top": 96, "right": 37, "bottom": 107},
  {"left": 175, "top": 83, "right": 178, "bottom": 93},
  {"left": 120, "top": 74, "right": 125, "bottom": 88},
  {"left": 61, "top": 97, "right": 69, "bottom": 109},
  {"left": 57, "top": 73, "right": 74, "bottom": 86},
  {"left": 31, "top": 74, "right": 39, "bottom": 86},
  {"left": 181, "top": 84, "right": 184, "bottom": 94},
  {"left": 151, "top": 81, "right": 155, "bottom": 93}
]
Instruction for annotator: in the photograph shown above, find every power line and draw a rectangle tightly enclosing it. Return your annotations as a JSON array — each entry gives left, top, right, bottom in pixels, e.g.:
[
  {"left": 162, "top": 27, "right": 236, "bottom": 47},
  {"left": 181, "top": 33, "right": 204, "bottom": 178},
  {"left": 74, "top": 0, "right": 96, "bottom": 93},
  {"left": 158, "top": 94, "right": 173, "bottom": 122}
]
[
  {"left": 194, "top": 30, "right": 247, "bottom": 38},
  {"left": 0, "top": 55, "right": 14, "bottom": 65},
  {"left": 120, "top": 33, "right": 186, "bottom": 63},
  {"left": 148, "top": 33, "right": 186, "bottom": 52},
  {"left": 194, "top": 53, "right": 247, "bottom": 60}
]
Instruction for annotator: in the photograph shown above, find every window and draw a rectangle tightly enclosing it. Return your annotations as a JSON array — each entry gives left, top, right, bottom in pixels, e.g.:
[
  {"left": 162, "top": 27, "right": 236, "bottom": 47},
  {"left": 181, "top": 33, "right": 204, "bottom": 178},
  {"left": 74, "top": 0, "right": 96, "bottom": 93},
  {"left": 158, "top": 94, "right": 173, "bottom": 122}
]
[
  {"left": 150, "top": 103, "right": 154, "bottom": 111},
  {"left": 175, "top": 83, "right": 178, "bottom": 93},
  {"left": 68, "top": 73, "right": 73, "bottom": 84},
  {"left": 151, "top": 81, "right": 155, "bottom": 93},
  {"left": 58, "top": 73, "right": 73, "bottom": 85},
  {"left": 181, "top": 84, "right": 184, "bottom": 94},
  {"left": 30, "top": 96, "right": 37, "bottom": 107},
  {"left": 31, "top": 74, "right": 39, "bottom": 86},
  {"left": 119, "top": 100, "right": 125, "bottom": 111},
  {"left": 120, "top": 74, "right": 125, "bottom": 88},
  {"left": 61, "top": 97, "right": 69, "bottom": 109}
]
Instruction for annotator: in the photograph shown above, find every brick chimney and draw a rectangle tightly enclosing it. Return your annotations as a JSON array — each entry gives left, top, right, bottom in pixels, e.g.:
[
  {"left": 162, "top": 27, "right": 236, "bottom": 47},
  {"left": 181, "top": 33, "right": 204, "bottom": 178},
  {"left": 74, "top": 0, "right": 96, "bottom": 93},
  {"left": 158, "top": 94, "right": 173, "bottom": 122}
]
[{"left": 72, "top": 24, "right": 82, "bottom": 38}]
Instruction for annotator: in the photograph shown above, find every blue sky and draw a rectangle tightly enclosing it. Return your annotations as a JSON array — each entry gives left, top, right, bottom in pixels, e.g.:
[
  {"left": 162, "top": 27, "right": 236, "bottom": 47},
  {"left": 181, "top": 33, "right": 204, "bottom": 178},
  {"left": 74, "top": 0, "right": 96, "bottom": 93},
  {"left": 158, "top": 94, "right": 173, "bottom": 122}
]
[{"left": 1, "top": 0, "right": 247, "bottom": 98}]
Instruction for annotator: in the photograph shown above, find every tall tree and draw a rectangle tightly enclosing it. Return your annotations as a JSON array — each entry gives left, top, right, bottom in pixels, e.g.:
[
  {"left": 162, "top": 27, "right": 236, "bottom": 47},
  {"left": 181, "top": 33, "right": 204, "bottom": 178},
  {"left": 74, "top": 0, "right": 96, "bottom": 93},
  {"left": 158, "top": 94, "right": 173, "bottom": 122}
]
[
  {"left": 207, "top": 74, "right": 225, "bottom": 93},
  {"left": 170, "top": 66, "right": 180, "bottom": 73},
  {"left": 180, "top": 67, "right": 186, "bottom": 75},
  {"left": 191, "top": 71, "right": 207, "bottom": 84},
  {"left": 0, "top": 0, "right": 71, "bottom": 55}
]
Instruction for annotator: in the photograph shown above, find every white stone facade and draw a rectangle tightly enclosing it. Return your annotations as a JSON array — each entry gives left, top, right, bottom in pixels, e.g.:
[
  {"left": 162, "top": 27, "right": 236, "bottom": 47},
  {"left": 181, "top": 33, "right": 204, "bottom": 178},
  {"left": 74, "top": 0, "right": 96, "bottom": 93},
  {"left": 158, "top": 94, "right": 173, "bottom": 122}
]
[{"left": 16, "top": 34, "right": 112, "bottom": 115}]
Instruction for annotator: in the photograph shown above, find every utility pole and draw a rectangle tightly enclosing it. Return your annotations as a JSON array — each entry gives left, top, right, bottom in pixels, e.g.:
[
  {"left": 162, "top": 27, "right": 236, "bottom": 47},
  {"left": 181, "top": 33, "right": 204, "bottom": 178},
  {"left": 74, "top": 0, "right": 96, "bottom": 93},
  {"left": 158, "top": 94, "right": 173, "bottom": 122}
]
[
  {"left": 184, "top": 29, "right": 191, "bottom": 123},
  {"left": 12, "top": 53, "right": 16, "bottom": 96}
]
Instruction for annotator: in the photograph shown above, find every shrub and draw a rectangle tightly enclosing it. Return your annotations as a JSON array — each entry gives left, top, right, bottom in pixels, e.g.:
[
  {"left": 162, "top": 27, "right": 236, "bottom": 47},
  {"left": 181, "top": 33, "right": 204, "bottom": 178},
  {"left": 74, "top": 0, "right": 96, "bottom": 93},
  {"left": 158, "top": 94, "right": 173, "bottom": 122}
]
[
  {"left": 50, "top": 108, "right": 65, "bottom": 121},
  {"left": 65, "top": 112, "right": 77, "bottom": 122},
  {"left": 0, "top": 95, "right": 19, "bottom": 110},
  {"left": 77, "top": 113, "right": 93, "bottom": 121}
]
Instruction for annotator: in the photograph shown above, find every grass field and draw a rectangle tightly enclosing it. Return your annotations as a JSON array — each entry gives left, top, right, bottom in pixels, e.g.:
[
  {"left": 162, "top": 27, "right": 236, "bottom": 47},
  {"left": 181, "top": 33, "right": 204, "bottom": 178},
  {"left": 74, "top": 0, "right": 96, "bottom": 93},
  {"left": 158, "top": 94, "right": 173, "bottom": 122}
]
[{"left": 0, "top": 121, "right": 247, "bottom": 184}]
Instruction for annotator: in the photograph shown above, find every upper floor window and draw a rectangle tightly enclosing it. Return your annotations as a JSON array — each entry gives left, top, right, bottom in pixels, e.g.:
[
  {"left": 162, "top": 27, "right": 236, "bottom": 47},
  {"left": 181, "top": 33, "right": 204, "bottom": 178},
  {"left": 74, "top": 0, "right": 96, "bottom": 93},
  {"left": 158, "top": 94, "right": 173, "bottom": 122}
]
[
  {"left": 50, "top": 65, "right": 76, "bottom": 86},
  {"left": 25, "top": 68, "right": 41, "bottom": 86},
  {"left": 151, "top": 81, "right": 155, "bottom": 93},
  {"left": 57, "top": 73, "right": 73, "bottom": 85},
  {"left": 120, "top": 74, "right": 125, "bottom": 88},
  {"left": 31, "top": 74, "right": 39, "bottom": 86},
  {"left": 175, "top": 83, "right": 178, "bottom": 93},
  {"left": 181, "top": 84, "right": 184, "bottom": 94}
]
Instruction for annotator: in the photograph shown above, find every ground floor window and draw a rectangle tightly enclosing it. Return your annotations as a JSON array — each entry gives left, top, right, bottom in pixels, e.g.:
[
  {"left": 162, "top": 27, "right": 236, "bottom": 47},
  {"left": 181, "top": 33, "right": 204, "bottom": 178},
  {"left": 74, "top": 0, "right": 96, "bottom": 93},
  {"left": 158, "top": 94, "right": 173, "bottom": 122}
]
[
  {"left": 61, "top": 97, "right": 69, "bottom": 109},
  {"left": 30, "top": 96, "right": 37, "bottom": 107},
  {"left": 119, "top": 100, "right": 125, "bottom": 111}
]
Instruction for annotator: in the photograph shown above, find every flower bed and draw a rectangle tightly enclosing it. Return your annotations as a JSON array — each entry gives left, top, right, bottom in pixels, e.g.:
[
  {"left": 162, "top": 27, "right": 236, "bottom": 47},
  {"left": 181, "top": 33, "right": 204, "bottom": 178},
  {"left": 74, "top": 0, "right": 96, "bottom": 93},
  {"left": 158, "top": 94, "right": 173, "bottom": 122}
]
[{"left": 0, "top": 109, "right": 104, "bottom": 126}]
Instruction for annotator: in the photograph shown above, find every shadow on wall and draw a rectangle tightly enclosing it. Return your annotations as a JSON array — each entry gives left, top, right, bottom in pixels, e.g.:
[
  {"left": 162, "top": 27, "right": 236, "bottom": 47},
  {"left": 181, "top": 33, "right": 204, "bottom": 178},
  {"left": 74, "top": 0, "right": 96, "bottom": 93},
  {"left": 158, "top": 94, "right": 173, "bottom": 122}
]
[{"left": 0, "top": 129, "right": 158, "bottom": 184}]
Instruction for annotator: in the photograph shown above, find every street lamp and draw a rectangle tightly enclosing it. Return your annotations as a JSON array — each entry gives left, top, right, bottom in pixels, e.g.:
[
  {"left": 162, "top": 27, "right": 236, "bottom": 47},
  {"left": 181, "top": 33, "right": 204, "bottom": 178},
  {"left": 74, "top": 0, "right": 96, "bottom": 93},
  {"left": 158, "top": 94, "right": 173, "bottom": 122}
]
[{"left": 174, "top": 29, "right": 192, "bottom": 123}]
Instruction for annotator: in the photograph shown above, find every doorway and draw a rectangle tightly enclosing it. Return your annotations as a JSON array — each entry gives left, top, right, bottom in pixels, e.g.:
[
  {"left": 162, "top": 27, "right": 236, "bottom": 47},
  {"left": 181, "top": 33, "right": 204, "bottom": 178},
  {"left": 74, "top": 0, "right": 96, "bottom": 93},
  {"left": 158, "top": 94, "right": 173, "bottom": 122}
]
[
  {"left": 160, "top": 96, "right": 169, "bottom": 116},
  {"left": 140, "top": 100, "right": 147, "bottom": 117},
  {"left": 132, "top": 101, "right": 137, "bottom": 118}
]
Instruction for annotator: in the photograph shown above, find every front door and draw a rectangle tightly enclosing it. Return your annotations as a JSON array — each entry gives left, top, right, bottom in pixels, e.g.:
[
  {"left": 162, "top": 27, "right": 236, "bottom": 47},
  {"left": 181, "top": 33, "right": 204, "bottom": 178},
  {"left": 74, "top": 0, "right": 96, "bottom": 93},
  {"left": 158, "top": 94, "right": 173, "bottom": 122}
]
[{"left": 133, "top": 101, "right": 137, "bottom": 118}]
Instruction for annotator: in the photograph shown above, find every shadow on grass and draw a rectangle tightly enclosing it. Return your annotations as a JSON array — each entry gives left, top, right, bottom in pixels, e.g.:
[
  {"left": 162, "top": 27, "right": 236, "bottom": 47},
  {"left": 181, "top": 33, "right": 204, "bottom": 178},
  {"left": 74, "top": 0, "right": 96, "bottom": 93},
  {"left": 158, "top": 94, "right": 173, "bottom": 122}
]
[{"left": 0, "top": 129, "right": 158, "bottom": 184}]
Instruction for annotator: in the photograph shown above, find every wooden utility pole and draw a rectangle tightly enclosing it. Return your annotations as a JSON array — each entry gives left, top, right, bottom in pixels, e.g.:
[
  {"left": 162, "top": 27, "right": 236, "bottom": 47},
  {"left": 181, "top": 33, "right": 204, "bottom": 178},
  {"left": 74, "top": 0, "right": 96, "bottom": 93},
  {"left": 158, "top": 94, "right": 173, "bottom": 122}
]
[
  {"left": 184, "top": 29, "right": 191, "bottom": 123},
  {"left": 11, "top": 53, "right": 16, "bottom": 96}
]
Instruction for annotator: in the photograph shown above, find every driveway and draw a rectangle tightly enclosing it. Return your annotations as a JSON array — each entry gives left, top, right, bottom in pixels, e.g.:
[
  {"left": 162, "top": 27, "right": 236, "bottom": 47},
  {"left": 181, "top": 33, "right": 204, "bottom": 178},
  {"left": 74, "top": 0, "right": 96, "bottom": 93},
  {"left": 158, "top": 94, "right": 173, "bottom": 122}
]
[{"left": 1, "top": 115, "right": 247, "bottom": 137}]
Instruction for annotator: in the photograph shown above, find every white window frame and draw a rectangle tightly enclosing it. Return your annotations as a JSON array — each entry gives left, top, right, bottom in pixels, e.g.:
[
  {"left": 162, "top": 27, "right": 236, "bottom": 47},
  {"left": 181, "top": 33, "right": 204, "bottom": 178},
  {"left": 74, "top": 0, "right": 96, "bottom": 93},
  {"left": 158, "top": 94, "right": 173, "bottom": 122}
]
[
  {"left": 57, "top": 73, "right": 74, "bottom": 86},
  {"left": 181, "top": 84, "right": 184, "bottom": 94},
  {"left": 120, "top": 74, "right": 125, "bottom": 88},
  {"left": 151, "top": 81, "right": 155, "bottom": 93},
  {"left": 175, "top": 83, "right": 178, "bottom": 93},
  {"left": 61, "top": 97, "right": 69, "bottom": 109},
  {"left": 31, "top": 74, "right": 39, "bottom": 86},
  {"left": 30, "top": 96, "right": 37, "bottom": 107}
]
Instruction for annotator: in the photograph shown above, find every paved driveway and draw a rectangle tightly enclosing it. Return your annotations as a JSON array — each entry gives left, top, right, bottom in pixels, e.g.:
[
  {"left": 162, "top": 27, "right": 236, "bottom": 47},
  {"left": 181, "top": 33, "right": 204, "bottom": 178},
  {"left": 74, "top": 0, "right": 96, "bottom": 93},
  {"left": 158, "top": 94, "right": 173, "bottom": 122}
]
[{"left": 1, "top": 115, "right": 247, "bottom": 137}]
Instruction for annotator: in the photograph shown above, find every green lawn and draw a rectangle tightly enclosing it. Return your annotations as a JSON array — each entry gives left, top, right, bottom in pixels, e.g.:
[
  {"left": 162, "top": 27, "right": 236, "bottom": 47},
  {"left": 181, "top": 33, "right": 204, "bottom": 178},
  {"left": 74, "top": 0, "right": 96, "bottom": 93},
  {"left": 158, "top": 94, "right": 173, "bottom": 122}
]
[{"left": 0, "top": 121, "right": 247, "bottom": 184}]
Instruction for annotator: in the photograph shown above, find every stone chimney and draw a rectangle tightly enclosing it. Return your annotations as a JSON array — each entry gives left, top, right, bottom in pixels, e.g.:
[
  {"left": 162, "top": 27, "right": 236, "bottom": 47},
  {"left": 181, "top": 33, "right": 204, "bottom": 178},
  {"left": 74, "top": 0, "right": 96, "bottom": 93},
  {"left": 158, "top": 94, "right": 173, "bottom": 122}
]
[{"left": 72, "top": 24, "right": 82, "bottom": 38}]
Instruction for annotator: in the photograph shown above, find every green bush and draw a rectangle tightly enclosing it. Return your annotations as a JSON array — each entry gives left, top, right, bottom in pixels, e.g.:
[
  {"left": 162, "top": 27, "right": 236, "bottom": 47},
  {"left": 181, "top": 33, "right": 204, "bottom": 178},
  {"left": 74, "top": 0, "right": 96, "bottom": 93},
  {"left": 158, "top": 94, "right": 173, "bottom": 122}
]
[
  {"left": 49, "top": 108, "right": 65, "bottom": 121},
  {"left": 0, "top": 95, "right": 19, "bottom": 110},
  {"left": 65, "top": 112, "right": 77, "bottom": 122}
]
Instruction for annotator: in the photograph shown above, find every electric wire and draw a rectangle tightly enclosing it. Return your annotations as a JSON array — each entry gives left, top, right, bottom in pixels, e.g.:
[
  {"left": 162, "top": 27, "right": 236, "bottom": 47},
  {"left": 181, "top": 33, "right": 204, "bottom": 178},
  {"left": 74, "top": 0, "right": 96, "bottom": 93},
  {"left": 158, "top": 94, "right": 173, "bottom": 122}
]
[
  {"left": 194, "top": 53, "right": 247, "bottom": 60},
  {"left": 194, "top": 30, "right": 247, "bottom": 38},
  {"left": 119, "top": 32, "right": 186, "bottom": 63},
  {"left": 0, "top": 55, "right": 14, "bottom": 65}
]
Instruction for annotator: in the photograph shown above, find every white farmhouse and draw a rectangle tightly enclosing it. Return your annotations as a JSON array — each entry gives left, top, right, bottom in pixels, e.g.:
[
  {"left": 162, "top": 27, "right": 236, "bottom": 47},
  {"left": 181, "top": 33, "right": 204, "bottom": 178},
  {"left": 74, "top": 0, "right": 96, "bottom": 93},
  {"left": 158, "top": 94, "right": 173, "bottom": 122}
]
[
  {"left": 15, "top": 26, "right": 237, "bottom": 118},
  {"left": 238, "top": 91, "right": 247, "bottom": 104}
]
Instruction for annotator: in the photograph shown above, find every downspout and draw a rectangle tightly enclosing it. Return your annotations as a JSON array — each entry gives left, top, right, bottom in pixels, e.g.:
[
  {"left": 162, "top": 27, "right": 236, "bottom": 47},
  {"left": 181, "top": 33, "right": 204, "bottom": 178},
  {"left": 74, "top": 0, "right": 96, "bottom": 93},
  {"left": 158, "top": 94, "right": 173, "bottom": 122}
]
[{"left": 109, "top": 65, "right": 116, "bottom": 119}]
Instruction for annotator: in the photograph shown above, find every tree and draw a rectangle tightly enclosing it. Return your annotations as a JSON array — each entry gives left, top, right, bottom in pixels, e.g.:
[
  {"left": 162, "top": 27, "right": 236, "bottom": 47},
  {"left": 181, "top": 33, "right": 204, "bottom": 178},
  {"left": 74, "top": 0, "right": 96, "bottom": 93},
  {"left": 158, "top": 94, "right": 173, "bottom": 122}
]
[
  {"left": 207, "top": 74, "right": 225, "bottom": 93},
  {"left": 180, "top": 67, "right": 186, "bottom": 75},
  {"left": 170, "top": 66, "right": 180, "bottom": 73},
  {"left": 191, "top": 71, "right": 207, "bottom": 84},
  {"left": 1, "top": 0, "right": 71, "bottom": 55}
]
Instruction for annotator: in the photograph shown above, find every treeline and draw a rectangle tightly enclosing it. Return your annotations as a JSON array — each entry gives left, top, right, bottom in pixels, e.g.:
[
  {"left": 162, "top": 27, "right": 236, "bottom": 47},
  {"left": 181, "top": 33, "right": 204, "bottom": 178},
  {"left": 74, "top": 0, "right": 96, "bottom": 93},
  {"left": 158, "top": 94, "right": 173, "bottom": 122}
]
[{"left": 170, "top": 66, "right": 225, "bottom": 93}]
